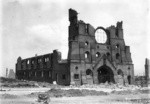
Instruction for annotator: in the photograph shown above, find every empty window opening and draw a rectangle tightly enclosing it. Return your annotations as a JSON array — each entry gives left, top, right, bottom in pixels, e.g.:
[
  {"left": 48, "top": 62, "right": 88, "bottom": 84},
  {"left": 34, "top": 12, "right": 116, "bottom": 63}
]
[
  {"left": 116, "top": 29, "right": 119, "bottom": 37},
  {"left": 86, "top": 69, "right": 93, "bottom": 76},
  {"left": 62, "top": 74, "right": 66, "bottom": 80},
  {"left": 115, "top": 44, "right": 119, "bottom": 48},
  {"left": 96, "top": 52, "right": 101, "bottom": 58},
  {"left": 117, "top": 69, "right": 124, "bottom": 76},
  {"left": 95, "top": 28, "right": 107, "bottom": 43},
  {"left": 21, "top": 62, "right": 23, "bottom": 69},
  {"left": 45, "top": 58, "right": 49, "bottom": 62},
  {"left": 85, "top": 24, "right": 88, "bottom": 33},
  {"left": 37, "top": 72, "right": 41, "bottom": 77},
  {"left": 41, "top": 71, "right": 43, "bottom": 77},
  {"left": 107, "top": 52, "right": 110, "bottom": 56},
  {"left": 31, "top": 60, "right": 34, "bottom": 64},
  {"left": 35, "top": 72, "right": 36, "bottom": 77},
  {"left": 116, "top": 53, "right": 120, "bottom": 60},
  {"left": 32, "top": 72, "right": 35, "bottom": 77},
  {"left": 74, "top": 74, "right": 79, "bottom": 79},
  {"left": 49, "top": 71, "right": 51, "bottom": 77},
  {"left": 128, "top": 67, "right": 130, "bottom": 70},
  {"left": 107, "top": 52, "right": 111, "bottom": 60},
  {"left": 38, "top": 59, "right": 41, "bottom": 63},
  {"left": 85, "top": 41, "right": 88, "bottom": 46},
  {"left": 85, "top": 51, "right": 90, "bottom": 59},
  {"left": 27, "top": 60, "right": 30, "bottom": 64},
  {"left": 75, "top": 66, "right": 78, "bottom": 70}
]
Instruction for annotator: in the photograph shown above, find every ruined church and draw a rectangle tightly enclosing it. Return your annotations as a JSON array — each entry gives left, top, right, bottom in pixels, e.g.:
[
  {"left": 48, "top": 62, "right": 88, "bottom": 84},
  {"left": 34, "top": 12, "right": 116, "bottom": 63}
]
[{"left": 16, "top": 9, "right": 134, "bottom": 85}]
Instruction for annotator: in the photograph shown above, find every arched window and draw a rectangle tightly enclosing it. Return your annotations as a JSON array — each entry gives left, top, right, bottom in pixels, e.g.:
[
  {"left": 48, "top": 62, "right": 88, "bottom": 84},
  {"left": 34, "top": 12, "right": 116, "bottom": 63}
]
[
  {"left": 27, "top": 60, "right": 30, "bottom": 64},
  {"left": 116, "top": 53, "right": 120, "bottom": 59},
  {"left": 115, "top": 44, "right": 119, "bottom": 49},
  {"left": 85, "top": 41, "right": 88, "bottom": 46},
  {"left": 86, "top": 69, "right": 93, "bottom": 76},
  {"left": 96, "top": 52, "right": 101, "bottom": 58},
  {"left": 31, "top": 60, "right": 34, "bottom": 64},
  {"left": 117, "top": 69, "right": 123, "bottom": 76},
  {"left": 85, "top": 51, "right": 90, "bottom": 60}
]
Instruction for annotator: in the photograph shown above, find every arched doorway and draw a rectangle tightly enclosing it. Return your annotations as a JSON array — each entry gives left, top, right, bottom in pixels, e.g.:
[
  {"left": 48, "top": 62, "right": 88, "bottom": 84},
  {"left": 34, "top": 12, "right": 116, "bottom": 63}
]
[
  {"left": 117, "top": 69, "right": 124, "bottom": 85},
  {"left": 86, "top": 69, "right": 93, "bottom": 84},
  {"left": 97, "top": 65, "right": 115, "bottom": 83}
]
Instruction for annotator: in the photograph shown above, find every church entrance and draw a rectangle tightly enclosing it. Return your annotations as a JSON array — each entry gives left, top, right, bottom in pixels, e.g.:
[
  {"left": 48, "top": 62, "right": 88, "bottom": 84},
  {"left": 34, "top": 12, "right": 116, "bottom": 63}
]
[{"left": 97, "top": 65, "right": 115, "bottom": 83}]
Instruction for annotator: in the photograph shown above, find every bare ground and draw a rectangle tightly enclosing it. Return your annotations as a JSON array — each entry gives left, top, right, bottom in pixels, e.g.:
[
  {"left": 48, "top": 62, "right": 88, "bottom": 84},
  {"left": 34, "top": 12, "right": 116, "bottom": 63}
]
[
  {"left": 0, "top": 93, "right": 150, "bottom": 104},
  {"left": 0, "top": 87, "right": 150, "bottom": 104},
  {"left": 0, "top": 77, "right": 150, "bottom": 104}
]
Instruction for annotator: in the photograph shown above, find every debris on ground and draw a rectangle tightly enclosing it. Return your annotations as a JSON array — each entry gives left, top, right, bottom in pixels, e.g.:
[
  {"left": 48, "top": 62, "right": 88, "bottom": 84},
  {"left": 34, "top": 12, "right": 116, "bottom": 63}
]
[
  {"left": 0, "top": 77, "right": 62, "bottom": 88},
  {"left": 0, "top": 94, "right": 19, "bottom": 99},
  {"left": 38, "top": 93, "right": 50, "bottom": 104}
]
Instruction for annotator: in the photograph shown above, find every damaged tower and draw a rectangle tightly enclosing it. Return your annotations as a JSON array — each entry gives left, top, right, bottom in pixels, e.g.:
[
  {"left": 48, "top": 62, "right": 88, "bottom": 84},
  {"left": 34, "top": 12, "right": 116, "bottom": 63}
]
[{"left": 16, "top": 9, "right": 134, "bottom": 85}]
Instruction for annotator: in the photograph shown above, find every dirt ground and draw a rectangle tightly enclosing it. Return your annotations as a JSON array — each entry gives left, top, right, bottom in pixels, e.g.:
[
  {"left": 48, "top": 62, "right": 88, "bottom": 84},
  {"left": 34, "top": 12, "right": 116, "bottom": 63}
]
[
  {"left": 0, "top": 87, "right": 150, "bottom": 104},
  {"left": 0, "top": 77, "right": 150, "bottom": 104},
  {"left": 0, "top": 93, "right": 149, "bottom": 104}
]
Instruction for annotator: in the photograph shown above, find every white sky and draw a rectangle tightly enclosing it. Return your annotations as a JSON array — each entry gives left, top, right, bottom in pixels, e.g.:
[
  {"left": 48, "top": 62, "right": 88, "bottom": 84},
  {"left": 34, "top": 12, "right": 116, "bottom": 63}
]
[{"left": 1, "top": 0, "right": 150, "bottom": 76}]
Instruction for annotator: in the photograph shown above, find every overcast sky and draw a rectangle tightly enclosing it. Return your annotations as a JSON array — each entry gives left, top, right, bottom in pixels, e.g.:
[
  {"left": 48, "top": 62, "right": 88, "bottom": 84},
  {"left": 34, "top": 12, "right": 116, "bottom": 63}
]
[{"left": 1, "top": 0, "right": 150, "bottom": 76}]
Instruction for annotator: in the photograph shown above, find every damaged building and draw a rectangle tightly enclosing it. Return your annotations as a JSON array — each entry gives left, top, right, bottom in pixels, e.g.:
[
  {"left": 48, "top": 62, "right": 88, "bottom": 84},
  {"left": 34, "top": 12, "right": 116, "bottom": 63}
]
[{"left": 16, "top": 9, "right": 134, "bottom": 85}]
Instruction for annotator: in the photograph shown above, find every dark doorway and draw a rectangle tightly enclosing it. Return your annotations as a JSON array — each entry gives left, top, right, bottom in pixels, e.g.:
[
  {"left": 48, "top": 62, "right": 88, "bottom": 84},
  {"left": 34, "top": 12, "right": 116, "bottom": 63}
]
[
  {"left": 97, "top": 65, "right": 115, "bottom": 83},
  {"left": 86, "top": 69, "right": 93, "bottom": 84},
  {"left": 127, "top": 75, "right": 131, "bottom": 84}
]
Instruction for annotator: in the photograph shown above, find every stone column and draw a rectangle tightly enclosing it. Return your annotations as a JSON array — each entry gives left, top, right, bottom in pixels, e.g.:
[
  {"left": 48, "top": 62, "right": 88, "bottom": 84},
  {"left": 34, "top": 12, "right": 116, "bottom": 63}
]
[{"left": 145, "top": 58, "right": 150, "bottom": 87}]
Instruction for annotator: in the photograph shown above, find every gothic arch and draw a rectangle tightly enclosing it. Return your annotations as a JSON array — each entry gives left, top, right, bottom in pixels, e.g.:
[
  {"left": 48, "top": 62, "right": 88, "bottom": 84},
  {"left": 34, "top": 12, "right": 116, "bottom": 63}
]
[{"left": 97, "top": 65, "right": 115, "bottom": 83}]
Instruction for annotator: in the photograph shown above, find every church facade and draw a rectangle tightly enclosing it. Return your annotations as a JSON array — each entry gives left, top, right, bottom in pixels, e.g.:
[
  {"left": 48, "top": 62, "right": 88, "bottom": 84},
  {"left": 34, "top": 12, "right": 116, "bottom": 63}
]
[{"left": 16, "top": 9, "right": 134, "bottom": 85}]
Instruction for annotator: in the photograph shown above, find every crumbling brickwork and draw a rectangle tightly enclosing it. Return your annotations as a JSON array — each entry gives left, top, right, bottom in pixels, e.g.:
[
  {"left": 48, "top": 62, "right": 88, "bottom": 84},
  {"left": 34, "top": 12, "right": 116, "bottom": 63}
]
[
  {"left": 16, "top": 8, "right": 134, "bottom": 85},
  {"left": 16, "top": 50, "right": 70, "bottom": 85}
]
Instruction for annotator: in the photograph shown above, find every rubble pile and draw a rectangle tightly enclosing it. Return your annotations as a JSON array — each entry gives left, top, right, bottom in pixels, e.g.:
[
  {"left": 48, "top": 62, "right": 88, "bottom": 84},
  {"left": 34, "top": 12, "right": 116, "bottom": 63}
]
[
  {"left": 38, "top": 93, "right": 50, "bottom": 104},
  {"left": 62, "top": 82, "right": 141, "bottom": 93}
]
